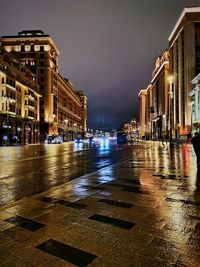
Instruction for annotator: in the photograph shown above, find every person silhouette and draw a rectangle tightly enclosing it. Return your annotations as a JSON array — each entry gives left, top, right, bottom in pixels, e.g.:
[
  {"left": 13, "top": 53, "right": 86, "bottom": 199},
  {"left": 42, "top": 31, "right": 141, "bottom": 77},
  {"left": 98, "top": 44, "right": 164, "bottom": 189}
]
[
  {"left": 196, "top": 168, "right": 200, "bottom": 189},
  {"left": 191, "top": 132, "right": 200, "bottom": 168}
]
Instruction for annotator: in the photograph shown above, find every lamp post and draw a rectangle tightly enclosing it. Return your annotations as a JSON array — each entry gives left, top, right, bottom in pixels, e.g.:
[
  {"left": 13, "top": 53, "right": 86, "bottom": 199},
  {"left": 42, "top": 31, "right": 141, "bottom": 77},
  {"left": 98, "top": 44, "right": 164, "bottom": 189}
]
[
  {"left": 79, "top": 125, "right": 83, "bottom": 138},
  {"left": 34, "top": 128, "right": 38, "bottom": 144},
  {"left": 4, "top": 97, "right": 11, "bottom": 145},
  {"left": 169, "top": 75, "right": 174, "bottom": 145},
  {"left": 73, "top": 123, "right": 77, "bottom": 140},
  {"left": 64, "top": 119, "right": 68, "bottom": 141},
  {"left": 52, "top": 114, "right": 56, "bottom": 135},
  {"left": 162, "top": 114, "right": 166, "bottom": 139},
  {"left": 17, "top": 127, "right": 21, "bottom": 144}
]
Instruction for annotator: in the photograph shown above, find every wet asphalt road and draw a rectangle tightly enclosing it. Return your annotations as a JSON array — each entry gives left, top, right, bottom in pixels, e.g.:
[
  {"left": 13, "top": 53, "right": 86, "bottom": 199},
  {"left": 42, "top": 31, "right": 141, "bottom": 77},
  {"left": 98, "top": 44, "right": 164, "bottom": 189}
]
[
  {"left": 1, "top": 141, "right": 199, "bottom": 208},
  {"left": 0, "top": 141, "right": 136, "bottom": 206}
]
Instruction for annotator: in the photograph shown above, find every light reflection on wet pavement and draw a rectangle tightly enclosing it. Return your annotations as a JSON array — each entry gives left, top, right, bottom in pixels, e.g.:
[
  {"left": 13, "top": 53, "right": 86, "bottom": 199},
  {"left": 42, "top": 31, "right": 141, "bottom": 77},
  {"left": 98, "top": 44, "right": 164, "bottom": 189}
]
[
  {"left": 0, "top": 141, "right": 134, "bottom": 206},
  {"left": 0, "top": 141, "right": 200, "bottom": 266}
]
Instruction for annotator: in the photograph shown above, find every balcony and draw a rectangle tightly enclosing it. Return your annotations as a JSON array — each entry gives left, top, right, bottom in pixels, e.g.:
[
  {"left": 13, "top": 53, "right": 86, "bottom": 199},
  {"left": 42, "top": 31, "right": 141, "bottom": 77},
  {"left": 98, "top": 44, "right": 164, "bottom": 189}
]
[
  {"left": 28, "top": 116, "right": 34, "bottom": 120},
  {"left": 2, "top": 84, "right": 16, "bottom": 92},
  {"left": 25, "top": 104, "right": 34, "bottom": 110},
  {"left": 24, "top": 94, "right": 35, "bottom": 101}
]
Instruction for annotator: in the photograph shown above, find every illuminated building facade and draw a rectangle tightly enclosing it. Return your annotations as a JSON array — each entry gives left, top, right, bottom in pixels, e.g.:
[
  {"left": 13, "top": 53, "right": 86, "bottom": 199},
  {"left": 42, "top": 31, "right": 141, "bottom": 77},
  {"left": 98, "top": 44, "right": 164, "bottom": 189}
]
[
  {"left": 57, "top": 76, "right": 87, "bottom": 140},
  {"left": 151, "top": 50, "right": 170, "bottom": 139},
  {"left": 138, "top": 89, "right": 147, "bottom": 138},
  {"left": 169, "top": 7, "right": 200, "bottom": 139},
  {"left": 123, "top": 118, "right": 139, "bottom": 139},
  {"left": 190, "top": 73, "right": 200, "bottom": 133},
  {"left": 138, "top": 51, "right": 169, "bottom": 139},
  {"left": 0, "top": 30, "right": 87, "bottom": 141},
  {"left": 0, "top": 50, "right": 40, "bottom": 145},
  {"left": 145, "top": 84, "right": 152, "bottom": 138}
]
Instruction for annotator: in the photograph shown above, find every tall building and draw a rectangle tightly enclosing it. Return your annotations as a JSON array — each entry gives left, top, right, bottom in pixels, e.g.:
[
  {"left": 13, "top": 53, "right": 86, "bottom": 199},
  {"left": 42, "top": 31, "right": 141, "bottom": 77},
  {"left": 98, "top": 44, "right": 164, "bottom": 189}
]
[
  {"left": 0, "top": 30, "right": 87, "bottom": 141},
  {"left": 151, "top": 50, "right": 170, "bottom": 139},
  {"left": 190, "top": 73, "right": 200, "bottom": 133},
  {"left": 0, "top": 50, "right": 41, "bottom": 145},
  {"left": 145, "top": 84, "right": 152, "bottom": 138},
  {"left": 138, "top": 51, "right": 169, "bottom": 140},
  {"left": 138, "top": 89, "right": 147, "bottom": 138},
  {"left": 169, "top": 6, "right": 200, "bottom": 139}
]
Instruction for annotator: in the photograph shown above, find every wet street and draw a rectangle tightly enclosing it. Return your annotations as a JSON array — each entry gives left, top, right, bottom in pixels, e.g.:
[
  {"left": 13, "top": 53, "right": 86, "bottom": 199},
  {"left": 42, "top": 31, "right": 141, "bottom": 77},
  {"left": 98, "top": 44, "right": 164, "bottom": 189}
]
[
  {"left": 0, "top": 141, "right": 134, "bottom": 206},
  {"left": 0, "top": 141, "right": 200, "bottom": 266}
]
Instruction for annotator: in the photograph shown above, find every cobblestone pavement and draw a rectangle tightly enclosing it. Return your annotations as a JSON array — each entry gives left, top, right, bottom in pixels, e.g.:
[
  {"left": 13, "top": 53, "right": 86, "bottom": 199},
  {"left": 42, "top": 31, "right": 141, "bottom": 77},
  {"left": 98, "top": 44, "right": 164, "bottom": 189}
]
[{"left": 0, "top": 142, "right": 200, "bottom": 267}]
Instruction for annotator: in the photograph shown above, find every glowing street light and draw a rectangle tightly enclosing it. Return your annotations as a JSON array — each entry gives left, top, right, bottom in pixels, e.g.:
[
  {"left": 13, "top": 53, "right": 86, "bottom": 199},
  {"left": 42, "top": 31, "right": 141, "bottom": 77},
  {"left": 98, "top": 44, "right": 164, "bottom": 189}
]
[{"left": 168, "top": 75, "right": 174, "bottom": 143}]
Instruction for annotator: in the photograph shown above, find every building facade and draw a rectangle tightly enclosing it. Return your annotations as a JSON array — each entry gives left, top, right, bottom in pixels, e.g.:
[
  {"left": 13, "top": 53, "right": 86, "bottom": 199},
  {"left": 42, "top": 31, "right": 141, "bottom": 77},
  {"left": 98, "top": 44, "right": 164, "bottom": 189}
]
[
  {"left": 138, "top": 89, "right": 147, "bottom": 138},
  {"left": 190, "top": 73, "right": 200, "bottom": 133},
  {"left": 138, "top": 51, "right": 170, "bottom": 140},
  {"left": 0, "top": 50, "right": 40, "bottom": 145},
  {"left": 123, "top": 118, "right": 139, "bottom": 139},
  {"left": 169, "top": 7, "right": 200, "bottom": 139},
  {"left": 151, "top": 50, "right": 170, "bottom": 139},
  {"left": 57, "top": 76, "right": 87, "bottom": 141},
  {"left": 0, "top": 30, "right": 87, "bottom": 141}
]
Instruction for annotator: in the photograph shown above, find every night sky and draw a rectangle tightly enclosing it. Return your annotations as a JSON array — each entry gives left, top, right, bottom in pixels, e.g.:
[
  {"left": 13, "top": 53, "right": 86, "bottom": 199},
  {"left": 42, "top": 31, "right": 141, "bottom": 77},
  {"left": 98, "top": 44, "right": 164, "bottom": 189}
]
[{"left": 1, "top": 0, "right": 200, "bottom": 130}]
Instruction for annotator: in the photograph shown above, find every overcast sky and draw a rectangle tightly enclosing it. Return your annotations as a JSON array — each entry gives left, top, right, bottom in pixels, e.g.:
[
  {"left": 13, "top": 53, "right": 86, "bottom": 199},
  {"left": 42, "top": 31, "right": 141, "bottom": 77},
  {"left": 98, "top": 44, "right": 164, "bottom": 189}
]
[{"left": 1, "top": 0, "right": 200, "bottom": 130}]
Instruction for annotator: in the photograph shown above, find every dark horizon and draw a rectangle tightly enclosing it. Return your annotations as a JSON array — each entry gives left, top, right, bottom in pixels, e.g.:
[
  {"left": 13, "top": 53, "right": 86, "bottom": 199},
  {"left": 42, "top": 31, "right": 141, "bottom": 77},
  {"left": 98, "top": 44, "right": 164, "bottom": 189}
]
[{"left": 1, "top": 0, "right": 200, "bottom": 130}]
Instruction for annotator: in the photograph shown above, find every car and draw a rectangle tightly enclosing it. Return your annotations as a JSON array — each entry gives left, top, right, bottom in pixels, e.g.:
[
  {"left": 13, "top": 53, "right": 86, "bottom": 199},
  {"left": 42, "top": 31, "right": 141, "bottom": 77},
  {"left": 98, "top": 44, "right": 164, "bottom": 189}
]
[
  {"left": 45, "top": 135, "right": 63, "bottom": 144},
  {"left": 75, "top": 137, "right": 83, "bottom": 143}
]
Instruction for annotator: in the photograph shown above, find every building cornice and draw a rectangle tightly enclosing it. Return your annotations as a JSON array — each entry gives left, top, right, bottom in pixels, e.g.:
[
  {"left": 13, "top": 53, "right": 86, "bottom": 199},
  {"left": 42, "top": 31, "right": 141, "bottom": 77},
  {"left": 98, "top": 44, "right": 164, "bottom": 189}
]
[
  {"left": 168, "top": 7, "right": 200, "bottom": 42},
  {"left": 151, "top": 61, "right": 169, "bottom": 84},
  {"left": 138, "top": 89, "right": 147, "bottom": 97},
  {"left": 1, "top": 36, "right": 60, "bottom": 55}
]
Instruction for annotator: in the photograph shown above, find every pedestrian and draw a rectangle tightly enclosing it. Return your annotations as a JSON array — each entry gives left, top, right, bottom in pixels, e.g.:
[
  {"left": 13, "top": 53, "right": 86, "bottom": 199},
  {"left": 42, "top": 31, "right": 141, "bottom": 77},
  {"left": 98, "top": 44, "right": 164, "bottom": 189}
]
[{"left": 191, "top": 132, "right": 200, "bottom": 167}]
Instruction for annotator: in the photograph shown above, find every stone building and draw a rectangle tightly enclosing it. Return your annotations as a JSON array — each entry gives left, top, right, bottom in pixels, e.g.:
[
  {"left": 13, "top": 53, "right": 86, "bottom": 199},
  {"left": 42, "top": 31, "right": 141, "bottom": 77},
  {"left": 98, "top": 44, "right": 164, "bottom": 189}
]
[
  {"left": 169, "top": 6, "right": 200, "bottom": 139},
  {"left": 0, "top": 30, "right": 87, "bottom": 141},
  {"left": 151, "top": 50, "right": 170, "bottom": 139},
  {"left": 0, "top": 50, "right": 40, "bottom": 145}
]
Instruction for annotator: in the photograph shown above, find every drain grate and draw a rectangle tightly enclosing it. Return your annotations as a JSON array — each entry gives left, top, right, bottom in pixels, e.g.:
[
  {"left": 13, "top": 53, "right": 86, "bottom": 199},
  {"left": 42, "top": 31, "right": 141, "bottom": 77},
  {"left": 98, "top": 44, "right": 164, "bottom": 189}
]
[
  {"left": 5, "top": 215, "right": 45, "bottom": 232},
  {"left": 36, "top": 239, "right": 97, "bottom": 266},
  {"left": 98, "top": 199, "right": 133, "bottom": 208},
  {"left": 88, "top": 214, "right": 135, "bottom": 229}
]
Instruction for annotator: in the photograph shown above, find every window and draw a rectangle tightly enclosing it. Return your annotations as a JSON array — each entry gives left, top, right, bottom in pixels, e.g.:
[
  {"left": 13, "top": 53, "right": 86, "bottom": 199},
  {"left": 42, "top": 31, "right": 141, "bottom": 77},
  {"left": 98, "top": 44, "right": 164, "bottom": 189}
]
[
  {"left": 2, "top": 77, "right": 4, "bottom": 84},
  {"left": 40, "top": 46, "right": 44, "bottom": 52},
  {"left": 40, "top": 69, "right": 44, "bottom": 74},
  {"left": 30, "top": 44, "right": 34, "bottom": 52},
  {"left": 21, "top": 45, "right": 25, "bottom": 52}
]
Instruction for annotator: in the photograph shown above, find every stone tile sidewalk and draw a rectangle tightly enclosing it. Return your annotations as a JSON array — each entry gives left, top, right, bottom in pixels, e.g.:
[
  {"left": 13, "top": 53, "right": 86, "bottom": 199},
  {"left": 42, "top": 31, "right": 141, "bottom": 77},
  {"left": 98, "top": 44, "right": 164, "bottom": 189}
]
[{"left": 0, "top": 144, "right": 200, "bottom": 266}]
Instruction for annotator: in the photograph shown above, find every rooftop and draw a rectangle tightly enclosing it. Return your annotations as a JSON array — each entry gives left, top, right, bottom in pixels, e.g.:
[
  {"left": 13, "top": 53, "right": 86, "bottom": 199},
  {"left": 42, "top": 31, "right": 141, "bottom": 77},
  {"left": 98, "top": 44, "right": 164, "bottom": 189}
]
[{"left": 168, "top": 6, "right": 200, "bottom": 42}]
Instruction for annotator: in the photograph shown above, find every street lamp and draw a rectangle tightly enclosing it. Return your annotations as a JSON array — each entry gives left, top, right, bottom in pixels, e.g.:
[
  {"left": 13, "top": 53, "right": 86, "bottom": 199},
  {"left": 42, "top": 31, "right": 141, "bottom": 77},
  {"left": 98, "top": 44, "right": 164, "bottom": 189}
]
[
  {"left": 34, "top": 128, "right": 38, "bottom": 143},
  {"left": 3, "top": 97, "right": 11, "bottom": 145},
  {"left": 162, "top": 114, "right": 166, "bottom": 139},
  {"left": 52, "top": 114, "right": 56, "bottom": 135},
  {"left": 73, "top": 123, "right": 77, "bottom": 140},
  {"left": 168, "top": 75, "right": 174, "bottom": 144},
  {"left": 63, "top": 119, "right": 68, "bottom": 141}
]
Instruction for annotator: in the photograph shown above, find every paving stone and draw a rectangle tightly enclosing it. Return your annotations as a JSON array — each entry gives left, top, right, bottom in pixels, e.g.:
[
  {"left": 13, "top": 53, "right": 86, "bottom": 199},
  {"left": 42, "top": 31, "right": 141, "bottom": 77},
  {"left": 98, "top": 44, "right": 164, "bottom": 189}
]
[
  {"left": 0, "top": 143, "right": 200, "bottom": 266},
  {"left": 36, "top": 239, "right": 97, "bottom": 266}
]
